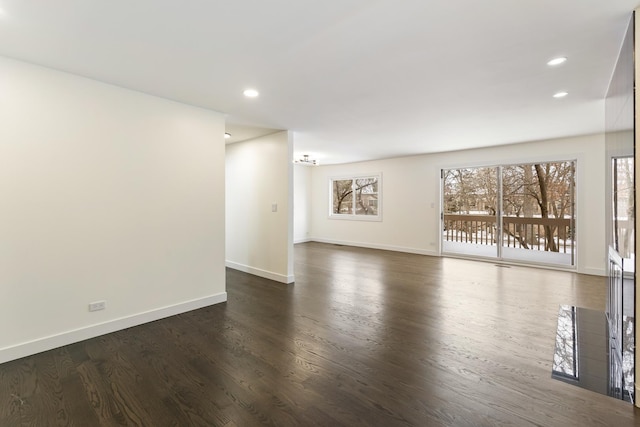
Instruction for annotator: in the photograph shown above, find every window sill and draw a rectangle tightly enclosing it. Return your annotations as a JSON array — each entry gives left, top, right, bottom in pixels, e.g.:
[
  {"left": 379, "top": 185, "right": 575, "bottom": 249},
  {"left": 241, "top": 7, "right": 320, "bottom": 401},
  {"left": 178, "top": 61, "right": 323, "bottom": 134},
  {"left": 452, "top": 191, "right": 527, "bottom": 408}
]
[{"left": 328, "top": 214, "right": 382, "bottom": 222}]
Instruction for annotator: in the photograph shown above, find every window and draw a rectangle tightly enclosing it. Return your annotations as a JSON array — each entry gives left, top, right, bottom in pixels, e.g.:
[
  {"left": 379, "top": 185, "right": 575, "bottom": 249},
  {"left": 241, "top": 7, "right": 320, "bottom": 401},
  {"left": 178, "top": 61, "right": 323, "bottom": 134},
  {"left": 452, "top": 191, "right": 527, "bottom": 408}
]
[
  {"left": 330, "top": 174, "right": 381, "bottom": 220},
  {"left": 611, "top": 156, "right": 635, "bottom": 273}
]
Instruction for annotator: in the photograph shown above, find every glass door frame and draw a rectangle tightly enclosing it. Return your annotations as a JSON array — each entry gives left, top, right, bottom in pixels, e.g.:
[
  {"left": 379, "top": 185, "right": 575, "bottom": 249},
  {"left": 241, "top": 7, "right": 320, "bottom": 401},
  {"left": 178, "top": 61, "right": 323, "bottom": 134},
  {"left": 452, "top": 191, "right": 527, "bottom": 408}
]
[{"left": 441, "top": 160, "right": 576, "bottom": 269}]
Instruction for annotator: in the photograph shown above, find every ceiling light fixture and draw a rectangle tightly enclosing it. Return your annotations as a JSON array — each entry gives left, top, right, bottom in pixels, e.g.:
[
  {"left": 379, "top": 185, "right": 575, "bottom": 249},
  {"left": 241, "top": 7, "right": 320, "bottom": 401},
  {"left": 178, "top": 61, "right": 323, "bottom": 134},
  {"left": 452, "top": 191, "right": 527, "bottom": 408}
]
[
  {"left": 224, "top": 132, "right": 231, "bottom": 139},
  {"left": 294, "top": 154, "right": 318, "bottom": 166},
  {"left": 547, "top": 57, "right": 567, "bottom": 66},
  {"left": 553, "top": 91, "right": 568, "bottom": 98},
  {"left": 243, "top": 89, "right": 259, "bottom": 98}
]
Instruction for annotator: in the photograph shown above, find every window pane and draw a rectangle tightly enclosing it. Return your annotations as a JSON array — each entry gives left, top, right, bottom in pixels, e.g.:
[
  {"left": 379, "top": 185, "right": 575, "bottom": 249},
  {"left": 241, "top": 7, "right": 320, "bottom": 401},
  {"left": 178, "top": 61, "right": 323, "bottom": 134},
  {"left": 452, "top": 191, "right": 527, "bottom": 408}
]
[
  {"left": 442, "top": 167, "right": 498, "bottom": 249},
  {"left": 613, "top": 157, "right": 634, "bottom": 266},
  {"left": 333, "top": 179, "right": 353, "bottom": 214},
  {"left": 443, "top": 168, "right": 497, "bottom": 215},
  {"left": 502, "top": 162, "right": 574, "bottom": 255},
  {"left": 355, "top": 177, "right": 378, "bottom": 215}
]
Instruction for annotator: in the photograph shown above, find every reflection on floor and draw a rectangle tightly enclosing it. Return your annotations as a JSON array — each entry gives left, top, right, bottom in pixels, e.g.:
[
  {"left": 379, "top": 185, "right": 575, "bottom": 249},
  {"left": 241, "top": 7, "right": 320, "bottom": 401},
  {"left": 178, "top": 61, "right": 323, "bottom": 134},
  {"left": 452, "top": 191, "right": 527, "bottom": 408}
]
[{"left": 552, "top": 305, "right": 634, "bottom": 403}]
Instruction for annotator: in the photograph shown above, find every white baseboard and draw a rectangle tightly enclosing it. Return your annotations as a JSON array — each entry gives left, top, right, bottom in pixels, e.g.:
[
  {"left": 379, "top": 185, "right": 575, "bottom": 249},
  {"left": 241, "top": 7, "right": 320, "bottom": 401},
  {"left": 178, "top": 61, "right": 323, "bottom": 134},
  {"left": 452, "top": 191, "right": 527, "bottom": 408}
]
[
  {"left": 294, "top": 237, "right": 312, "bottom": 244},
  {"left": 0, "top": 292, "right": 227, "bottom": 364},
  {"left": 579, "top": 267, "right": 607, "bottom": 277},
  {"left": 308, "top": 237, "right": 438, "bottom": 257},
  {"left": 226, "top": 261, "right": 294, "bottom": 284}
]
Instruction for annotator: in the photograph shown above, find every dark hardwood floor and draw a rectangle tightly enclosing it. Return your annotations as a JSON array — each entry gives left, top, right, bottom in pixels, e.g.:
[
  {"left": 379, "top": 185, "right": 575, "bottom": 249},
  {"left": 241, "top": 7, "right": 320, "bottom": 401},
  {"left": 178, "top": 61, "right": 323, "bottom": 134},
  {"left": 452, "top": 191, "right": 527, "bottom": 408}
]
[{"left": 1, "top": 242, "right": 638, "bottom": 426}]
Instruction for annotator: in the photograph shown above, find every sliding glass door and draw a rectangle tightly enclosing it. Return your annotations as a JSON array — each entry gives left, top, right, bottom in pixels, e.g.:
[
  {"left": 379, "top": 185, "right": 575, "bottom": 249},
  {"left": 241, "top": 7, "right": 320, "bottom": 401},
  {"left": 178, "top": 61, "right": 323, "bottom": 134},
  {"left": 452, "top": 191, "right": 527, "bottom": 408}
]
[
  {"left": 442, "top": 161, "right": 576, "bottom": 267},
  {"left": 442, "top": 167, "right": 499, "bottom": 258}
]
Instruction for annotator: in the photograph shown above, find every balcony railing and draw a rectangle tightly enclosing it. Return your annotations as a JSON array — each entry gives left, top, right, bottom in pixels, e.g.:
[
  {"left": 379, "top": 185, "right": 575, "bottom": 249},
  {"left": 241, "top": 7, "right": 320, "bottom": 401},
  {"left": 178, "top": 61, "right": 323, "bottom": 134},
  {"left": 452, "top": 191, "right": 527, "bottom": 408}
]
[{"left": 443, "top": 214, "right": 573, "bottom": 253}]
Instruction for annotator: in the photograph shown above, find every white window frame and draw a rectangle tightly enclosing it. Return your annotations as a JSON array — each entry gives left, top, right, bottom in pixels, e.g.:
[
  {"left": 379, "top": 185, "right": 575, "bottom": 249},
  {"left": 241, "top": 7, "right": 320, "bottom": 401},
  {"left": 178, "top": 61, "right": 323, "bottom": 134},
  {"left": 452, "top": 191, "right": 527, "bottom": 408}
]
[{"left": 329, "top": 173, "right": 382, "bottom": 221}]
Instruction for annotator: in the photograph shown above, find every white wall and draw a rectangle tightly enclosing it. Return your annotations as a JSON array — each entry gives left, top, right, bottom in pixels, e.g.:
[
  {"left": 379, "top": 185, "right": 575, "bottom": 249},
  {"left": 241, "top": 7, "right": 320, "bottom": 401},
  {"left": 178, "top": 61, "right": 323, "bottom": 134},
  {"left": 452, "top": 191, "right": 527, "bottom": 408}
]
[
  {"left": 226, "top": 131, "right": 294, "bottom": 283},
  {"left": 310, "top": 134, "right": 607, "bottom": 275},
  {"left": 0, "top": 56, "right": 227, "bottom": 363},
  {"left": 294, "top": 164, "right": 313, "bottom": 243}
]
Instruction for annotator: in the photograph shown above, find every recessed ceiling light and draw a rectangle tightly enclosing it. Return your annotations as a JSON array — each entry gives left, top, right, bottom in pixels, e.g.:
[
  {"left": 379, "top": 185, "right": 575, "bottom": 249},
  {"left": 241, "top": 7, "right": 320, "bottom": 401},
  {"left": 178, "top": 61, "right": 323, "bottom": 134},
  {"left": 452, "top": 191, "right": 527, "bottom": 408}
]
[
  {"left": 547, "top": 57, "right": 567, "bottom": 66},
  {"left": 243, "top": 89, "right": 259, "bottom": 98},
  {"left": 553, "top": 91, "right": 568, "bottom": 98},
  {"left": 224, "top": 132, "right": 231, "bottom": 139}
]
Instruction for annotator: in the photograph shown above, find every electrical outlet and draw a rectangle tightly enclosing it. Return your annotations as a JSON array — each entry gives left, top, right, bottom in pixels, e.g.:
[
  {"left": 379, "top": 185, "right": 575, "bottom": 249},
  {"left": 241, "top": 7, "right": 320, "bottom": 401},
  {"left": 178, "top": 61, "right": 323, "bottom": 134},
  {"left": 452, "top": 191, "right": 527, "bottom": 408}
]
[{"left": 88, "top": 300, "right": 106, "bottom": 312}]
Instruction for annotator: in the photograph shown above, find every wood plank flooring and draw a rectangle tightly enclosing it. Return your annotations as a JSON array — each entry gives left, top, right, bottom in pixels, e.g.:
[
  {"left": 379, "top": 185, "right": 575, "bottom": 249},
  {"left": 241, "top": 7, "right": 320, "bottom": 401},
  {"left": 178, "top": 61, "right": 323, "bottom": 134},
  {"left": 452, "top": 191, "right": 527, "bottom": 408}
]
[{"left": 1, "top": 242, "right": 639, "bottom": 426}]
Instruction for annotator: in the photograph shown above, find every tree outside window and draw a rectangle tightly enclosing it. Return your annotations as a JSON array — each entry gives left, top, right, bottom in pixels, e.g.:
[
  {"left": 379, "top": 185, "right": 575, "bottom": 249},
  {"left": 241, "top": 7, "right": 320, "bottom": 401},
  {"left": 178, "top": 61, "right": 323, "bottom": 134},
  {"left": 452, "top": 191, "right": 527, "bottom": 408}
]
[{"left": 331, "top": 175, "right": 381, "bottom": 220}]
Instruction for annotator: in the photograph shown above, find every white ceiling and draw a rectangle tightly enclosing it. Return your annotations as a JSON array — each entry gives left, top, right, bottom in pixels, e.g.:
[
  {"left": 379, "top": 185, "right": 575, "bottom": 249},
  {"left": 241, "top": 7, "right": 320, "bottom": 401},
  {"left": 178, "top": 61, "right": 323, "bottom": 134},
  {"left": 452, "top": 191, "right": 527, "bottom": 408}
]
[{"left": 0, "top": 1, "right": 636, "bottom": 164}]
